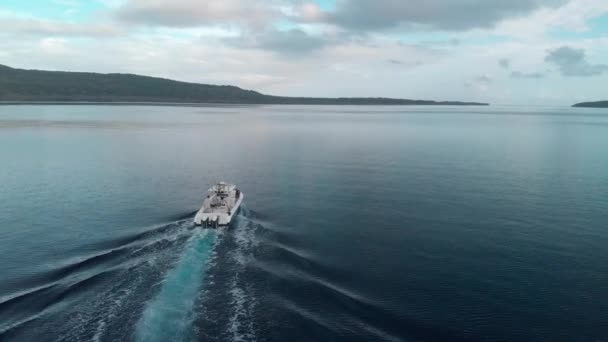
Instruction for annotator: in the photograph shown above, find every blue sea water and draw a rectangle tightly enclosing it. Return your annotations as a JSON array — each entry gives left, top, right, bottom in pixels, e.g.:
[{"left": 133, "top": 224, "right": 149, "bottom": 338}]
[{"left": 0, "top": 104, "right": 607, "bottom": 341}]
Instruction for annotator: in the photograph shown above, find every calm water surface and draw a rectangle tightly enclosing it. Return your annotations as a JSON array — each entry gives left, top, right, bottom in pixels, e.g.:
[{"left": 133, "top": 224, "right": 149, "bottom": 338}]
[{"left": 1, "top": 105, "right": 607, "bottom": 341}]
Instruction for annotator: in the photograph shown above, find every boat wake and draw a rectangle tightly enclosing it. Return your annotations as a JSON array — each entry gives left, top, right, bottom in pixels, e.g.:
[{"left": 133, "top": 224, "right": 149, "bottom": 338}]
[
  {"left": 0, "top": 206, "right": 269, "bottom": 342},
  {"left": 0, "top": 205, "right": 408, "bottom": 342},
  {"left": 0, "top": 219, "right": 195, "bottom": 342},
  {"left": 135, "top": 229, "right": 219, "bottom": 342},
  {"left": 191, "top": 207, "right": 263, "bottom": 342}
]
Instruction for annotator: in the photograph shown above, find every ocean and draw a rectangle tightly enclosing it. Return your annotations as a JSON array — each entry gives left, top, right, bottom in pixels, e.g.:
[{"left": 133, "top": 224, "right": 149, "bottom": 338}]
[{"left": 1, "top": 105, "right": 607, "bottom": 341}]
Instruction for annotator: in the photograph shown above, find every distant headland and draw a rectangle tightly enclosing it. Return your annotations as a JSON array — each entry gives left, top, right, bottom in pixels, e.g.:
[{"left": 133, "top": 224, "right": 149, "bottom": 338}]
[
  {"left": 572, "top": 101, "right": 608, "bottom": 108},
  {"left": 0, "top": 64, "right": 488, "bottom": 106}
]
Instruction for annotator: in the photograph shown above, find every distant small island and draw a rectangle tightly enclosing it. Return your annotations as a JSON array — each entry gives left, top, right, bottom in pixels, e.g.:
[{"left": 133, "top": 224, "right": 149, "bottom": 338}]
[
  {"left": 572, "top": 101, "right": 608, "bottom": 108},
  {"left": 0, "top": 64, "right": 488, "bottom": 106}
]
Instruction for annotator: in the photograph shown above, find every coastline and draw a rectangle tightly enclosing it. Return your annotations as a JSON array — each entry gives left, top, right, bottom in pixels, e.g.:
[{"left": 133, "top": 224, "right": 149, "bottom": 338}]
[{"left": 0, "top": 101, "right": 490, "bottom": 107}]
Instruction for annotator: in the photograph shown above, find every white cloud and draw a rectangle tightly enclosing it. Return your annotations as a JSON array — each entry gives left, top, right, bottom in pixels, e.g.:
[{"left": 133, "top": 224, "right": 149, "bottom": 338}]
[
  {"left": 0, "top": 17, "right": 122, "bottom": 37},
  {"left": 39, "top": 37, "right": 71, "bottom": 54},
  {"left": 494, "top": 0, "right": 608, "bottom": 39},
  {"left": 290, "top": 2, "right": 326, "bottom": 22}
]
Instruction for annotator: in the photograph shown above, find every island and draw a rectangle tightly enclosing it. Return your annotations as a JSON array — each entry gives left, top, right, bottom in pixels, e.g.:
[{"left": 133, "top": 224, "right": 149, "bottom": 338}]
[
  {"left": 0, "top": 64, "right": 488, "bottom": 106},
  {"left": 572, "top": 101, "right": 608, "bottom": 108}
]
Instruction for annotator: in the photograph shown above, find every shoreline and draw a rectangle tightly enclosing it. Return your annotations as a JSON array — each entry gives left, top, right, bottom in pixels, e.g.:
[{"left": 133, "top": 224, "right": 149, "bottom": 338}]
[{"left": 0, "top": 101, "right": 490, "bottom": 107}]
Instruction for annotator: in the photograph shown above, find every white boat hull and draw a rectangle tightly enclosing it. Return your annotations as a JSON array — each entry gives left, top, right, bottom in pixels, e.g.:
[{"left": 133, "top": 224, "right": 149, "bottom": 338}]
[{"left": 193, "top": 183, "right": 243, "bottom": 228}]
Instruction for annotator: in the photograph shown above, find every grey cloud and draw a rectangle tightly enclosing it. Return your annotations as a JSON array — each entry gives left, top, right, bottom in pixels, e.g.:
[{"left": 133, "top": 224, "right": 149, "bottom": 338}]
[
  {"left": 254, "top": 29, "right": 328, "bottom": 55},
  {"left": 387, "top": 59, "right": 424, "bottom": 66},
  {"left": 114, "top": 0, "right": 278, "bottom": 28},
  {"left": 475, "top": 75, "right": 493, "bottom": 84},
  {"left": 114, "top": 0, "right": 565, "bottom": 33},
  {"left": 227, "top": 29, "right": 329, "bottom": 56},
  {"left": 499, "top": 58, "right": 510, "bottom": 69},
  {"left": 325, "top": 0, "right": 565, "bottom": 31},
  {"left": 465, "top": 75, "right": 493, "bottom": 88},
  {"left": 545, "top": 46, "right": 608, "bottom": 77},
  {"left": 511, "top": 71, "right": 544, "bottom": 79},
  {"left": 446, "top": 38, "right": 460, "bottom": 46}
]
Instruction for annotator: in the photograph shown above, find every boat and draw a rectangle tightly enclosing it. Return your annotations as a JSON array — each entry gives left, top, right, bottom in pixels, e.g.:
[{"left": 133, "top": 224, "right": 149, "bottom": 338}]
[{"left": 194, "top": 182, "right": 243, "bottom": 228}]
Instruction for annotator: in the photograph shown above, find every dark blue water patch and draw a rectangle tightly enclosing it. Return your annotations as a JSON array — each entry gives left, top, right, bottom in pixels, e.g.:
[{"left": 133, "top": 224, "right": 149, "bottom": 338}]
[
  {"left": 163, "top": 210, "right": 201, "bottom": 222},
  {"left": 245, "top": 243, "right": 452, "bottom": 341},
  {"left": 0, "top": 269, "right": 117, "bottom": 338},
  {"left": 190, "top": 210, "right": 460, "bottom": 342},
  {"left": 244, "top": 208, "right": 273, "bottom": 222},
  {"left": 0, "top": 284, "right": 59, "bottom": 334},
  {"left": 0, "top": 219, "right": 193, "bottom": 299},
  {"left": 7, "top": 248, "right": 129, "bottom": 294}
]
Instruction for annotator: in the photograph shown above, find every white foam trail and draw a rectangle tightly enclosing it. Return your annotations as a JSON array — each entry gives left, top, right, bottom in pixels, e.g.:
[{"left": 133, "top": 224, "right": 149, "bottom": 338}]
[
  {"left": 135, "top": 229, "right": 218, "bottom": 342},
  {"left": 91, "top": 319, "right": 106, "bottom": 342},
  {"left": 226, "top": 215, "right": 258, "bottom": 342}
]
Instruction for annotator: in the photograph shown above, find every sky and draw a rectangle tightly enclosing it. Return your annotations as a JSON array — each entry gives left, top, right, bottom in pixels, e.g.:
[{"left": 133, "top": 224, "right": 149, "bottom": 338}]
[{"left": 1, "top": 0, "right": 607, "bottom": 105}]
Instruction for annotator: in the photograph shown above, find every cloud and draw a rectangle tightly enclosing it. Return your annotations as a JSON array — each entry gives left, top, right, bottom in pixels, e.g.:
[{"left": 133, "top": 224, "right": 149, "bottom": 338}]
[
  {"left": 465, "top": 74, "right": 493, "bottom": 89},
  {"left": 545, "top": 46, "right": 608, "bottom": 77},
  {"left": 387, "top": 58, "right": 425, "bottom": 67},
  {"left": 226, "top": 28, "right": 331, "bottom": 55},
  {"left": 321, "top": 0, "right": 566, "bottom": 31},
  {"left": 495, "top": 0, "right": 608, "bottom": 39},
  {"left": 114, "top": 0, "right": 280, "bottom": 29},
  {"left": 292, "top": 2, "right": 326, "bottom": 22},
  {"left": 416, "top": 38, "right": 461, "bottom": 47},
  {"left": 475, "top": 75, "right": 493, "bottom": 84},
  {"left": 113, "top": 0, "right": 571, "bottom": 34},
  {"left": 40, "top": 37, "right": 71, "bottom": 54},
  {"left": 0, "top": 18, "right": 121, "bottom": 37},
  {"left": 499, "top": 58, "right": 511, "bottom": 69},
  {"left": 511, "top": 71, "right": 544, "bottom": 78}
]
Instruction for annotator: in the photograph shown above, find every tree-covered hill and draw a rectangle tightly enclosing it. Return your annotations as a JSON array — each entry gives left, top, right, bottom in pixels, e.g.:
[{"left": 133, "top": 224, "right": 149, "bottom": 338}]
[
  {"left": 572, "top": 101, "right": 608, "bottom": 108},
  {"left": 0, "top": 64, "right": 488, "bottom": 106}
]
